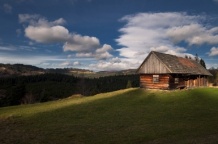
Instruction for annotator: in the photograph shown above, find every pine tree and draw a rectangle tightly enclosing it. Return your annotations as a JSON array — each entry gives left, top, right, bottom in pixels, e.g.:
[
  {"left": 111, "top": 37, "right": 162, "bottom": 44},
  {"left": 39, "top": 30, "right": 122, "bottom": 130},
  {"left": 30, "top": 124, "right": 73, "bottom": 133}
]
[
  {"left": 200, "top": 59, "right": 206, "bottom": 68},
  {"left": 215, "top": 72, "right": 218, "bottom": 86},
  {"left": 126, "top": 80, "right": 132, "bottom": 88},
  {"left": 195, "top": 54, "right": 200, "bottom": 63}
]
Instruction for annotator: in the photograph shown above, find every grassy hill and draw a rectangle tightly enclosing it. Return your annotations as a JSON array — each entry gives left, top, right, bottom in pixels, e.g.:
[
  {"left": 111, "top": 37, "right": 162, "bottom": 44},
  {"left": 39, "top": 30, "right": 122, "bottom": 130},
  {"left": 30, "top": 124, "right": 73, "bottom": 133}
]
[{"left": 1, "top": 88, "right": 218, "bottom": 144}]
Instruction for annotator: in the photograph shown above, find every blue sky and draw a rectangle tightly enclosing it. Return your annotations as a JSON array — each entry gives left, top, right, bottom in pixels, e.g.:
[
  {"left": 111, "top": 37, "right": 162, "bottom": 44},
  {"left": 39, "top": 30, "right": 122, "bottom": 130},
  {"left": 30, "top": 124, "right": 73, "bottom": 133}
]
[{"left": 1, "top": 0, "right": 218, "bottom": 71}]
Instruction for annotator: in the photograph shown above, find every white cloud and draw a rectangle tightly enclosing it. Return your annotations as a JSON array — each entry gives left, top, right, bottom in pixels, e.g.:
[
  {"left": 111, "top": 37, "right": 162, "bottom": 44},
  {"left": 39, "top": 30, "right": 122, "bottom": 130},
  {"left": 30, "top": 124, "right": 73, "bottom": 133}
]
[
  {"left": 167, "top": 23, "right": 218, "bottom": 45},
  {"left": 96, "top": 44, "right": 113, "bottom": 53},
  {"left": 76, "top": 52, "right": 93, "bottom": 58},
  {"left": 95, "top": 44, "right": 113, "bottom": 59},
  {"left": 60, "top": 61, "right": 81, "bottom": 67},
  {"left": 63, "top": 34, "right": 100, "bottom": 52},
  {"left": 19, "top": 14, "right": 113, "bottom": 61},
  {"left": 166, "top": 24, "right": 203, "bottom": 43},
  {"left": 25, "top": 26, "right": 69, "bottom": 43},
  {"left": 3, "top": 3, "right": 12, "bottom": 14},
  {"left": 60, "top": 61, "right": 71, "bottom": 67},
  {"left": 116, "top": 12, "right": 218, "bottom": 65},
  {"left": 19, "top": 14, "right": 66, "bottom": 26},
  {"left": 95, "top": 51, "right": 113, "bottom": 60},
  {"left": 208, "top": 47, "right": 218, "bottom": 56},
  {"left": 67, "top": 55, "right": 72, "bottom": 58},
  {"left": 0, "top": 53, "right": 58, "bottom": 67},
  {"left": 73, "top": 61, "right": 81, "bottom": 66},
  {"left": 89, "top": 57, "right": 140, "bottom": 71},
  {"left": 116, "top": 12, "right": 192, "bottom": 61},
  {"left": 0, "top": 46, "right": 16, "bottom": 51},
  {"left": 75, "top": 44, "right": 113, "bottom": 60},
  {"left": 19, "top": 14, "right": 40, "bottom": 24}
]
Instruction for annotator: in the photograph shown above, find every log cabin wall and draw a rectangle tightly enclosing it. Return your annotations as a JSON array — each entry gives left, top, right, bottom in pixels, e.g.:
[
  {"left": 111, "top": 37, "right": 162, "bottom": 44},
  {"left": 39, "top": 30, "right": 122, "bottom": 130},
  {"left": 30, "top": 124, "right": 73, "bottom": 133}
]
[
  {"left": 168, "top": 74, "right": 186, "bottom": 89},
  {"left": 185, "top": 75, "right": 208, "bottom": 88},
  {"left": 140, "top": 74, "right": 209, "bottom": 89},
  {"left": 140, "top": 74, "right": 169, "bottom": 89},
  {"left": 194, "top": 76, "right": 208, "bottom": 87}
]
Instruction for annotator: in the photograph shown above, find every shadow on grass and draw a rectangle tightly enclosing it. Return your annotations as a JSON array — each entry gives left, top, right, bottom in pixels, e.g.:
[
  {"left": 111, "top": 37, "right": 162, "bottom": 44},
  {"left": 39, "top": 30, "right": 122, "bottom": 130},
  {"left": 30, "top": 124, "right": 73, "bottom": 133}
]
[{"left": 1, "top": 88, "right": 218, "bottom": 144}]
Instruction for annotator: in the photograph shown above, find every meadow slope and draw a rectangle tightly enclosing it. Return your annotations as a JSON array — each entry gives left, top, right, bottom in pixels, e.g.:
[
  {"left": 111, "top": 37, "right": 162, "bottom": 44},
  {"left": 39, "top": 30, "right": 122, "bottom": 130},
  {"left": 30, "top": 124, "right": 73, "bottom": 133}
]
[{"left": 1, "top": 88, "right": 218, "bottom": 144}]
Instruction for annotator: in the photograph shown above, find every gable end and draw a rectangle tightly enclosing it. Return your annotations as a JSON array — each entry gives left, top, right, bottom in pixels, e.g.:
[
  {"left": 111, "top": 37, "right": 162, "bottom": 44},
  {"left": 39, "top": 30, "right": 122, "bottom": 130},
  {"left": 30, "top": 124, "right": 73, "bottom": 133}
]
[{"left": 137, "top": 52, "right": 171, "bottom": 74}]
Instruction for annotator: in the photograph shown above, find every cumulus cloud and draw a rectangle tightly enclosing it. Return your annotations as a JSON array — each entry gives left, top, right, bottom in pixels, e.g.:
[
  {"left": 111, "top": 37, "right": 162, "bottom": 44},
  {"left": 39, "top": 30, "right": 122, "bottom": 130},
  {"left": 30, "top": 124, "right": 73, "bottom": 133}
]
[
  {"left": 74, "top": 44, "right": 113, "bottom": 60},
  {"left": 95, "top": 44, "right": 113, "bottom": 59},
  {"left": 208, "top": 47, "right": 218, "bottom": 56},
  {"left": 25, "top": 26, "right": 69, "bottom": 43},
  {"left": 19, "top": 14, "right": 113, "bottom": 60},
  {"left": 116, "top": 12, "right": 218, "bottom": 64},
  {"left": 63, "top": 34, "right": 100, "bottom": 52}
]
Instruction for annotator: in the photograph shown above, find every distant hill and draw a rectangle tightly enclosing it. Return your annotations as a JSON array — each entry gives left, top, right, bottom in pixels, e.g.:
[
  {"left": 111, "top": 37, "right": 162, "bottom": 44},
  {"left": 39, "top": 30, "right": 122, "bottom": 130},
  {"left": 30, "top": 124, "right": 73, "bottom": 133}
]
[
  {"left": 94, "top": 69, "right": 136, "bottom": 78},
  {"left": 46, "top": 68, "right": 94, "bottom": 77},
  {"left": 0, "top": 63, "right": 137, "bottom": 78},
  {"left": 46, "top": 68, "right": 136, "bottom": 78},
  {"left": 0, "top": 64, "right": 44, "bottom": 77}
]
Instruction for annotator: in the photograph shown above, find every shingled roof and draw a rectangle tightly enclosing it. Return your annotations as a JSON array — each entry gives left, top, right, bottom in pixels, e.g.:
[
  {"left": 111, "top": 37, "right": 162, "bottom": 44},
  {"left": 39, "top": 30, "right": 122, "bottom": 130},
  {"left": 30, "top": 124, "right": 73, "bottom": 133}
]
[{"left": 137, "top": 51, "right": 212, "bottom": 76}]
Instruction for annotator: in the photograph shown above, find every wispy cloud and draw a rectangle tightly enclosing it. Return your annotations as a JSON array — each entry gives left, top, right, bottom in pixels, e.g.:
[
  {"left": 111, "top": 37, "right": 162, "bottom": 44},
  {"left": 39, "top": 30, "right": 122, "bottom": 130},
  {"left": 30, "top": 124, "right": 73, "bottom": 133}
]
[
  {"left": 3, "top": 3, "right": 12, "bottom": 14},
  {"left": 0, "top": 46, "right": 16, "bottom": 51}
]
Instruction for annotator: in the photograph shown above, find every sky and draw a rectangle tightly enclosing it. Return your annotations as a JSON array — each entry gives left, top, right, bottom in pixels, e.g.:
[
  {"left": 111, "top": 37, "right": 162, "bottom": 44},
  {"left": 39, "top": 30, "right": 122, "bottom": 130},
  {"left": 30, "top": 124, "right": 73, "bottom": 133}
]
[{"left": 1, "top": 0, "right": 218, "bottom": 71}]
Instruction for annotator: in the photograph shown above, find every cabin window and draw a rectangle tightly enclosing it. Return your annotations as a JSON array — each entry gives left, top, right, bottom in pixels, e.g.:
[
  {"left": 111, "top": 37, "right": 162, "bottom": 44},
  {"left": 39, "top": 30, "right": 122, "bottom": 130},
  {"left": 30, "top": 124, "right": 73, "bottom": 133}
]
[
  {"left": 153, "top": 75, "right": 159, "bottom": 83},
  {"left": 175, "top": 78, "right": 179, "bottom": 84}
]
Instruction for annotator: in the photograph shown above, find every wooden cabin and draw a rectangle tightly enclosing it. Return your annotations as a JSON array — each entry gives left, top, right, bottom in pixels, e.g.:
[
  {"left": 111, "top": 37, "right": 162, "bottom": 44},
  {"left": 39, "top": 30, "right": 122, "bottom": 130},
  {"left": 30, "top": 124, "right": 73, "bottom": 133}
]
[{"left": 137, "top": 51, "right": 212, "bottom": 89}]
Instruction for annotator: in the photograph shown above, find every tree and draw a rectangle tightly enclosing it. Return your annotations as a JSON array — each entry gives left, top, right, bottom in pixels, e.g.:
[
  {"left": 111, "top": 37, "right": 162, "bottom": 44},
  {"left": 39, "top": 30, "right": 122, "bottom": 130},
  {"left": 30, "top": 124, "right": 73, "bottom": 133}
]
[
  {"left": 126, "top": 80, "right": 132, "bottom": 88},
  {"left": 215, "top": 72, "right": 218, "bottom": 86},
  {"left": 195, "top": 53, "right": 200, "bottom": 63},
  {"left": 7, "top": 83, "right": 26, "bottom": 105},
  {"left": 200, "top": 59, "right": 206, "bottom": 68}
]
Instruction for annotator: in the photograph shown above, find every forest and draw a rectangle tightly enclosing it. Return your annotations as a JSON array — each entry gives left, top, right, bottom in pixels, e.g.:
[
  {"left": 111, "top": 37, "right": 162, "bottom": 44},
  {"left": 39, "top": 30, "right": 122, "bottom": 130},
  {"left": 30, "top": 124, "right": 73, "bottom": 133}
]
[
  {"left": 0, "top": 73, "right": 139, "bottom": 107},
  {"left": 0, "top": 63, "right": 217, "bottom": 107}
]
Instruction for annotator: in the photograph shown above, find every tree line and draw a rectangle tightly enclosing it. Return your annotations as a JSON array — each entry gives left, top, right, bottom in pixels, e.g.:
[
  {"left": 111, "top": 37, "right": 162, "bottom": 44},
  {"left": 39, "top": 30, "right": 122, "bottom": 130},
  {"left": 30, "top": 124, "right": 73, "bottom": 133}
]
[
  {"left": 0, "top": 73, "right": 139, "bottom": 107},
  {"left": 208, "top": 67, "right": 218, "bottom": 86}
]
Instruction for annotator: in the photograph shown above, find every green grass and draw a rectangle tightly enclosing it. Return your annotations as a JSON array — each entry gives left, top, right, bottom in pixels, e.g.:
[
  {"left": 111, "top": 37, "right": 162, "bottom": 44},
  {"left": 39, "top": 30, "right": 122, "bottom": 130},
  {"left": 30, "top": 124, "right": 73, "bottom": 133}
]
[{"left": 1, "top": 88, "right": 218, "bottom": 144}]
